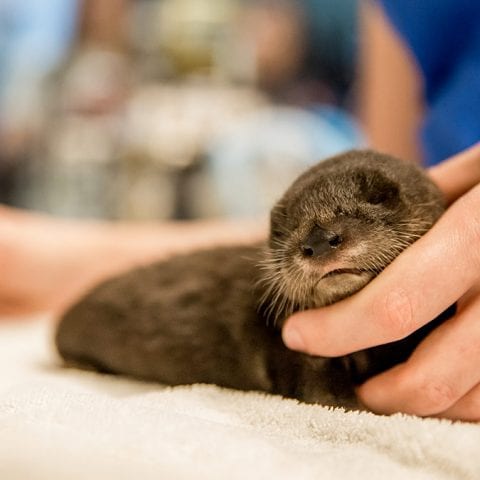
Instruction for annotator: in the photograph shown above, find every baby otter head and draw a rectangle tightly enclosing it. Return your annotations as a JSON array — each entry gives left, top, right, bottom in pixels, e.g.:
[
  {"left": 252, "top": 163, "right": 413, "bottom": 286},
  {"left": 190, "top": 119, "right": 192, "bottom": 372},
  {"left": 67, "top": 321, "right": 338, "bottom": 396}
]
[{"left": 260, "top": 149, "right": 445, "bottom": 324}]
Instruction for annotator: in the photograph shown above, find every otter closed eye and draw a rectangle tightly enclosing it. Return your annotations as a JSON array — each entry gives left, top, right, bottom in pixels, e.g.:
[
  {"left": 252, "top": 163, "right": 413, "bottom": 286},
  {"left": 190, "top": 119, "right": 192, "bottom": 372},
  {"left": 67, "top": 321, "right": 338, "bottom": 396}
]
[
  {"left": 55, "top": 149, "right": 445, "bottom": 409},
  {"left": 359, "top": 170, "right": 401, "bottom": 207}
]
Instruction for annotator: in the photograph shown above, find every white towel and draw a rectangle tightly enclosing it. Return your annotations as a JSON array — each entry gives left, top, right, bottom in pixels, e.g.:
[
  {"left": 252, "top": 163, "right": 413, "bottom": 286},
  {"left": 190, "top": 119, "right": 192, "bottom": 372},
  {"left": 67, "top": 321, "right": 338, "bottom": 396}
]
[{"left": 1, "top": 318, "right": 479, "bottom": 480}]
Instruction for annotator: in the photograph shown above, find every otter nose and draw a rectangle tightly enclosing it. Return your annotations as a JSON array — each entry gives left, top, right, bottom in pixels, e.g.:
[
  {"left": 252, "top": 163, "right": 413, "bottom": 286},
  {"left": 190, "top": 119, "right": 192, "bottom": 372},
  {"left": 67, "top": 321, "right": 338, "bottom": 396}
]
[{"left": 301, "top": 226, "right": 343, "bottom": 257}]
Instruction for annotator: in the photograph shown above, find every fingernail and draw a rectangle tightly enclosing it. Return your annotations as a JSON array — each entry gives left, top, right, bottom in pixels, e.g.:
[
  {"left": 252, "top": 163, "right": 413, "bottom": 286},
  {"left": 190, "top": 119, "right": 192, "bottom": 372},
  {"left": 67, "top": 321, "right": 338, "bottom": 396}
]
[{"left": 282, "top": 325, "right": 305, "bottom": 351}]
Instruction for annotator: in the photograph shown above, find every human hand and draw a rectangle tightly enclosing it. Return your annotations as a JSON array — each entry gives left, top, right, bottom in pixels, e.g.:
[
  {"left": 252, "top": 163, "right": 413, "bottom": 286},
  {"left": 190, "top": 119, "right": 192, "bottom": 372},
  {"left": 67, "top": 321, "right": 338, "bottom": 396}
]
[{"left": 282, "top": 143, "right": 480, "bottom": 421}]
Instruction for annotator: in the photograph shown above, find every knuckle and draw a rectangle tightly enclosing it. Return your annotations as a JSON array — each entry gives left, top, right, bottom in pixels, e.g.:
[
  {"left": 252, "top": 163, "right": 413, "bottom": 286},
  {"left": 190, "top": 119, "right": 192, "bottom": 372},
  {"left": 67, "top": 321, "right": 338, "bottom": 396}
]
[
  {"left": 454, "top": 186, "right": 480, "bottom": 268},
  {"left": 462, "top": 394, "right": 480, "bottom": 421},
  {"left": 372, "top": 287, "right": 415, "bottom": 341},
  {"left": 468, "top": 227, "right": 480, "bottom": 273},
  {"left": 408, "top": 374, "right": 458, "bottom": 415}
]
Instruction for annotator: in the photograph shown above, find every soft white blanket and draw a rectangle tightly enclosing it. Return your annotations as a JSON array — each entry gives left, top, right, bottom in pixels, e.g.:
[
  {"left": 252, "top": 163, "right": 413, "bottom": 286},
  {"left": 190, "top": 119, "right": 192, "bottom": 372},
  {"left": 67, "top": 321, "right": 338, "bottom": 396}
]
[{"left": 1, "top": 318, "right": 479, "bottom": 480}]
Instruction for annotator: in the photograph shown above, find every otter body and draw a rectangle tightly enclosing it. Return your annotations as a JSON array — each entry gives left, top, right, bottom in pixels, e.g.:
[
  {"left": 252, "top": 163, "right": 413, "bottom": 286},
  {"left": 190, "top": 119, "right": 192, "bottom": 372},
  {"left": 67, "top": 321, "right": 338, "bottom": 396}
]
[{"left": 56, "top": 150, "right": 445, "bottom": 408}]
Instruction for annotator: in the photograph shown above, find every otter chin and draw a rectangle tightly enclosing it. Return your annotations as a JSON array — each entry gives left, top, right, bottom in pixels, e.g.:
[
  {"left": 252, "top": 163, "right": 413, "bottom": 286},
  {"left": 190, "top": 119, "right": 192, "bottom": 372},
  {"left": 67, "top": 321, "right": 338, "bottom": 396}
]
[
  {"left": 312, "top": 270, "right": 375, "bottom": 307},
  {"left": 55, "top": 149, "right": 446, "bottom": 408}
]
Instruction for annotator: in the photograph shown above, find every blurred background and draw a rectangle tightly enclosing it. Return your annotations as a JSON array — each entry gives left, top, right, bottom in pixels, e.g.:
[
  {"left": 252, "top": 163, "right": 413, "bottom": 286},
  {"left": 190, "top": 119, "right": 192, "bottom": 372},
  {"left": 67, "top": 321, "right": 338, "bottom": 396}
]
[{"left": 0, "top": 0, "right": 362, "bottom": 220}]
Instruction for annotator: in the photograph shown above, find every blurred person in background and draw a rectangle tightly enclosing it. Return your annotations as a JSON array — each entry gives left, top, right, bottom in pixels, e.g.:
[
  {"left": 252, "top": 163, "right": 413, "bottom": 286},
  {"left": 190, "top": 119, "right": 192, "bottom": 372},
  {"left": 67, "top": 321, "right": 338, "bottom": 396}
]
[
  {"left": 4, "top": 0, "right": 480, "bottom": 422},
  {"left": 41, "top": 0, "right": 361, "bottom": 220},
  {"left": 5, "top": 0, "right": 361, "bottom": 220}
]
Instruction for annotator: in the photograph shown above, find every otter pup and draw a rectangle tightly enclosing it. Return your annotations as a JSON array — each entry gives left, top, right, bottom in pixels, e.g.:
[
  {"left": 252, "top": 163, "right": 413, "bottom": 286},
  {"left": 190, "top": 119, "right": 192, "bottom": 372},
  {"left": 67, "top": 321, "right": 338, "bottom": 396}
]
[{"left": 55, "top": 150, "right": 445, "bottom": 408}]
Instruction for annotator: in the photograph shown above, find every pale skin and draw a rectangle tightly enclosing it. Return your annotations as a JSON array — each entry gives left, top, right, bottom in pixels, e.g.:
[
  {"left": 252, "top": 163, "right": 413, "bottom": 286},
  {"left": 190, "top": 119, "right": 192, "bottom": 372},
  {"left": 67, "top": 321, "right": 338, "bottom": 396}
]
[{"left": 283, "top": 1, "right": 480, "bottom": 422}]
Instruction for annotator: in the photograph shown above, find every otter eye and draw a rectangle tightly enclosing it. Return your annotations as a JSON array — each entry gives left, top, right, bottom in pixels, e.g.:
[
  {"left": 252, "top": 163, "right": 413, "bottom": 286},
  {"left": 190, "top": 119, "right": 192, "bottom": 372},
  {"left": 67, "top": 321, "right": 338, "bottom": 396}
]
[
  {"left": 328, "top": 234, "right": 343, "bottom": 247},
  {"left": 271, "top": 227, "right": 286, "bottom": 239},
  {"left": 367, "top": 189, "right": 395, "bottom": 205},
  {"left": 270, "top": 204, "right": 289, "bottom": 240}
]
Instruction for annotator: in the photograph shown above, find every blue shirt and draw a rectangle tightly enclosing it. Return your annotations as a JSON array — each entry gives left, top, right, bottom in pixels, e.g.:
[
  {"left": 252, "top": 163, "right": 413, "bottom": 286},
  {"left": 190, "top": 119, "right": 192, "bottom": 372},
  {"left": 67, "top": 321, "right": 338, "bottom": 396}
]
[{"left": 379, "top": 0, "right": 480, "bottom": 165}]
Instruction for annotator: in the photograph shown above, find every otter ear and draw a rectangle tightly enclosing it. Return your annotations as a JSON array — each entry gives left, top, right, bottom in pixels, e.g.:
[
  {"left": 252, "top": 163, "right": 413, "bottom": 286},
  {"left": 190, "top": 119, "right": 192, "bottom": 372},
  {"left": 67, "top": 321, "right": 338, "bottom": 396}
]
[{"left": 359, "top": 171, "right": 400, "bottom": 208}]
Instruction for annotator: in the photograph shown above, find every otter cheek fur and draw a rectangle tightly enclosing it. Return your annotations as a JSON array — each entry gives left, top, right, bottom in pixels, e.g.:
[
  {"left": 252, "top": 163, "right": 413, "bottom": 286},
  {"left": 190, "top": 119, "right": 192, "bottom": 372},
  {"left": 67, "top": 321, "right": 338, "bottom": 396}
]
[{"left": 55, "top": 150, "right": 445, "bottom": 409}]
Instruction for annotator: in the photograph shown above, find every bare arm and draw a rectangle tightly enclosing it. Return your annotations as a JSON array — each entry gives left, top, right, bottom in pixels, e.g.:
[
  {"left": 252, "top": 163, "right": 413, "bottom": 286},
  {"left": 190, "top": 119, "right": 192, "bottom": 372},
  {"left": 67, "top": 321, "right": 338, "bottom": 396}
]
[
  {"left": 0, "top": 210, "right": 267, "bottom": 316},
  {"left": 357, "top": 1, "right": 424, "bottom": 163}
]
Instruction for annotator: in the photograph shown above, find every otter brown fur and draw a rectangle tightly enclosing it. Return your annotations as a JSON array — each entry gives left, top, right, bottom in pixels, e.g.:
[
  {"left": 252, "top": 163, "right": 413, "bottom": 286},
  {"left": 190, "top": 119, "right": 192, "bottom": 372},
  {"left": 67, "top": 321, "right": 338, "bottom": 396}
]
[{"left": 55, "top": 150, "right": 445, "bottom": 408}]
